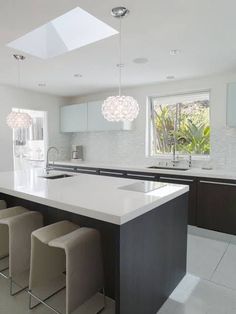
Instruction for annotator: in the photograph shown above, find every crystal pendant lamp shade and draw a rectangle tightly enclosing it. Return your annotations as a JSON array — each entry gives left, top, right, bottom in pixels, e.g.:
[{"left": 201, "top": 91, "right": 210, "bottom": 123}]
[
  {"left": 102, "top": 95, "right": 139, "bottom": 122},
  {"left": 6, "top": 111, "right": 32, "bottom": 129},
  {"left": 102, "top": 7, "right": 140, "bottom": 122}
]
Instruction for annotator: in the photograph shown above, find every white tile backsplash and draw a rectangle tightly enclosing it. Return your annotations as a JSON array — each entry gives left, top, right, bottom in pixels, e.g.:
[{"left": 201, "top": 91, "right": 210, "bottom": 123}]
[
  {"left": 70, "top": 126, "right": 236, "bottom": 169},
  {"left": 211, "top": 127, "right": 236, "bottom": 169}
]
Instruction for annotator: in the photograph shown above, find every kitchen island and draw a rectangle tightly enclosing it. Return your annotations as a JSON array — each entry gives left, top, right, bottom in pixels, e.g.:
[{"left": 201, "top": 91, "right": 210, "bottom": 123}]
[{"left": 0, "top": 169, "right": 189, "bottom": 314}]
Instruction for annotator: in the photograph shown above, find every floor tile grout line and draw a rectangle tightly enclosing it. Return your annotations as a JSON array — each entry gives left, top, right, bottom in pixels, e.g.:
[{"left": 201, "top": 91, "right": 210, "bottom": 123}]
[
  {"left": 209, "top": 241, "right": 231, "bottom": 281},
  {"left": 229, "top": 235, "right": 236, "bottom": 245},
  {"left": 188, "top": 227, "right": 234, "bottom": 244},
  {"left": 203, "top": 276, "right": 236, "bottom": 293}
]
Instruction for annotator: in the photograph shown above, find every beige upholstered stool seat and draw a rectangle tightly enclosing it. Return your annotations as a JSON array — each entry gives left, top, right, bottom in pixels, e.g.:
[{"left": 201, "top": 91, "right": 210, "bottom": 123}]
[
  {"left": 0, "top": 206, "right": 29, "bottom": 260},
  {"left": 32, "top": 220, "right": 79, "bottom": 245},
  {"left": 29, "top": 221, "right": 105, "bottom": 314},
  {"left": 0, "top": 206, "right": 43, "bottom": 295},
  {"left": 0, "top": 200, "right": 7, "bottom": 210}
]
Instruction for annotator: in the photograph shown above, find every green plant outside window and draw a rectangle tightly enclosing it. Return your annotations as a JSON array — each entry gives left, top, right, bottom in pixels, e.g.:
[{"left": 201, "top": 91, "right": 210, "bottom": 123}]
[{"left": 150, "top": 92, "right": 210, "bottom": 156}]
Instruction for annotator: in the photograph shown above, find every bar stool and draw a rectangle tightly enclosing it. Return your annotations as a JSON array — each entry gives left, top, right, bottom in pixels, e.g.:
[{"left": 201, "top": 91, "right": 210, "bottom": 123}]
[
  {"left": 0, "top": 200, "right": 7, "bottom": 210},
  {"left": 29, "top": 221, "right": 105, "bottom": 314},
  {"left": 0, "top": 206, "right": 43, "bottom": 295}
]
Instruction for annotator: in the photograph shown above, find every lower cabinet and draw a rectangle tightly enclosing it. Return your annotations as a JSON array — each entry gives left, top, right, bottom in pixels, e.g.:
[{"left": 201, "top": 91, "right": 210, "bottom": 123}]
[
  {"left": 197, "top": 179, "right": 236, "bottom": 235},
  {"left": 159, "top": 175, "right": 197, "bottom": 226},
  {"left": 52, "top": 164, "right": 236, "bottom": 235}
]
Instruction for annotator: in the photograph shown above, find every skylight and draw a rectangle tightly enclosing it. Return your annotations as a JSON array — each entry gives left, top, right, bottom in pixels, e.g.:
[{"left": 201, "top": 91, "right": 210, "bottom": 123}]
[{"left": 7, "top": 7, "right": 118, "bottom": 59}]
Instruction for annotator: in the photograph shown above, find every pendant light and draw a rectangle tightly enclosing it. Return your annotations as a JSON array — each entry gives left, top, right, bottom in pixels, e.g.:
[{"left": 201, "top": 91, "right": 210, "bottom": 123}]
[
  {"left": 6, "top": 55, "right": 33, "bottom": 129},
  {"left": 102, "top": 7, "right": 139, "bottom": 122}
]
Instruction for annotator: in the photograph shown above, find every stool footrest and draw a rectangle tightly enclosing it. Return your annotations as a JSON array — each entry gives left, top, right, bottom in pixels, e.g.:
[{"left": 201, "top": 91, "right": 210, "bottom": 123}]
[{"left": 28, "top": 287, "right": 65, "bottom": 314}]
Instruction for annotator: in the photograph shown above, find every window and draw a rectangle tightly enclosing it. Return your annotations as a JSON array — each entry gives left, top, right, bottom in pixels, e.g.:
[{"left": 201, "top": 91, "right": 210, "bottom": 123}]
[
  {"left": 148, "top": 91, "right": 210, "bottom": 156},
  {"left": 13, "top": 109, "right": 48, "bottom": 171},
  {"left": 7, "top": 7, "right": 118, "bottom": 59}
]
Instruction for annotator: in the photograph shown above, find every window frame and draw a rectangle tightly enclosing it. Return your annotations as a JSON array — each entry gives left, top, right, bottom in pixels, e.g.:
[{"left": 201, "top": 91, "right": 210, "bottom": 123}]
[{"left": 146, "top": 90, "right": 211, "bottom": 160}]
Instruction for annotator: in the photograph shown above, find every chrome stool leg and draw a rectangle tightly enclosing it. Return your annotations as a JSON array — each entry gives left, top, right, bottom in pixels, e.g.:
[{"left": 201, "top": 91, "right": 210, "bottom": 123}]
[
  {"left": 0, "top": 255, "right": 9, "bottom": 279},
  {"left": 28, "top": 289, "right": 64, "bottom": 314}
]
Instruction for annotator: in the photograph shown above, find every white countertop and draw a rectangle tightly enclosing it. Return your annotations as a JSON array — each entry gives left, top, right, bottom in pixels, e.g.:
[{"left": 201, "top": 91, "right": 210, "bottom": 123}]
[
  {"left": 53, "top": 160, "right": 236, "bottom": 181},
  {"left": 0, "top": 169, "right": 188, "bottom": 225}
]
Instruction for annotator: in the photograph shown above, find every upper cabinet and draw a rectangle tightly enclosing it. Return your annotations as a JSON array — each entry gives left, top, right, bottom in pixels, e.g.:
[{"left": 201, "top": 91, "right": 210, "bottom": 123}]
[
  {"left": 60, "top": 103, "right": 87, "bottom": 132},
  {"left": 60, "top": 101, "right": 132, "bottom": 133},
  {"left": 227, "top": 82, "right": 236, "bottom": 127},
  {"left": 87, "top": 100, "right": 131, "bottom": 131}
]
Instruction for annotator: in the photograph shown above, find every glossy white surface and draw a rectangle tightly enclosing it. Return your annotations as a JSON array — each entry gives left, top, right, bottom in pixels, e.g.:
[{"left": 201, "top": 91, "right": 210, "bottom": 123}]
[
  {"left": 54, "top": 160, "right": 236, "bottom": 181},
  {"left": 0, "top": 169, "right": 188, "bottom": 225}
]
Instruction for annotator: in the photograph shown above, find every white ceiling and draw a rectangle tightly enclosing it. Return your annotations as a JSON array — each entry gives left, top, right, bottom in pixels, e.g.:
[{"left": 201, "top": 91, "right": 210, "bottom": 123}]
[{"left": 1, "top": 0, "right": 236, "bottom": 97}]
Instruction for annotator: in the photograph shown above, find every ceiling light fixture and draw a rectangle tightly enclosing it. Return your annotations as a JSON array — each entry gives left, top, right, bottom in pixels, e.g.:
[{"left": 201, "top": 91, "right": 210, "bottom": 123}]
[
  {"left": 6, "top": 55, "right": 32, "bottom": 129},
  {"left": 170, "top": 49, "right": 181, "bottom": 56},
  {"left": 38, "top": 82, "right": 46, "bottom": 87},
  {"left": 102, "top": 7, "right": 139, "bottom": 122},
  {"left": 166, "top": 75, "right": 175, "bottom": 80},
  {"left": 133, "top": 57, "right": 149, "bottom": 64},
  {"left": 74, "top": 73, "right": 83, "bottom": 78}
]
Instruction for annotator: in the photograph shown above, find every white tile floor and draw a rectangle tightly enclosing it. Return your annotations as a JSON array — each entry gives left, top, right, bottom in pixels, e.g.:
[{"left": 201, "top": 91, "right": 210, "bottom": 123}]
[
  {"left": 159, "top": 227, "right": 236, "bottom": 314},
  {"left": 0, "top": 226, "right": 236, "bottom": 314}
]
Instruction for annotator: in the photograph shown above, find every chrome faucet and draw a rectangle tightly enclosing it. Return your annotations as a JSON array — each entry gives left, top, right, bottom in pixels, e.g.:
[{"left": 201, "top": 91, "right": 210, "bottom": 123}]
[
  {"left": 188, "top": 154, "right": 192, "bottom": 168},
  {"left": 46, "top": 146, "right": 59, "bottom": 174},
  {"left": 171, "top": 138, "right": 179, "bottom": 167}
]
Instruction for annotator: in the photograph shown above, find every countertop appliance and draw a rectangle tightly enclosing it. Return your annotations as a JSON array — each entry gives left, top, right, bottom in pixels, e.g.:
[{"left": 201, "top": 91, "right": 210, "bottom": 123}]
[{"left": 72, "top": 145, "right": 83, "bottom": 160}]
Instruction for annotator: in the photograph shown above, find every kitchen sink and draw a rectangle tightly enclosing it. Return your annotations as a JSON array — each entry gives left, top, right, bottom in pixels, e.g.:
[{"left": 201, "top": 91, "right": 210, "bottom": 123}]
[
  {"left": 39, "top": 174, "right": 74, "bottom": 180},
  {"left": 148, "top": 166, "right": 190, "bottom": 171}
]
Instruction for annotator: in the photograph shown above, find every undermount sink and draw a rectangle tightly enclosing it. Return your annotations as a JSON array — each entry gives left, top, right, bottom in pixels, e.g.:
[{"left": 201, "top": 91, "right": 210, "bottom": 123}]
[
  {"left": 148, "top": 166, "right": 190, "bottom": 171},
  {"left": 39, "top": 174, "right": 73, "bottom": 180}
]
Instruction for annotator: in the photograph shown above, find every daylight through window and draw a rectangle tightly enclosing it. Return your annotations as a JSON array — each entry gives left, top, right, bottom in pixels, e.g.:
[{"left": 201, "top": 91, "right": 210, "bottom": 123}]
[{"left": 149, "top": 91, "right": 210, "bottom": 156}]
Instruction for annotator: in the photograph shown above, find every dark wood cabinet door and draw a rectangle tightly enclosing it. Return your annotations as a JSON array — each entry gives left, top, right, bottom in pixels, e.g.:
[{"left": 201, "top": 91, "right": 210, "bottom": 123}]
[
  {"left": 159, "top": 175, "right": 197, "bottom": 226},
  {"left": 197, "top": 179, "right": 236, "bottom": 235}
]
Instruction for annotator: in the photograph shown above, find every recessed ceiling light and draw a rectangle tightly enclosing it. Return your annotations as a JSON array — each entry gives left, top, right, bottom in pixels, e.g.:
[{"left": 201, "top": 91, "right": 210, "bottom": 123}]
[
  {"left": 133, "top": 57, "right": 148, "bottom": 64},
  {"left": 166, "top": 75, "right": 175, "bottom": 80},
  {"left": 38, "top": 82, "right": 46, "bottom": 87},
  {"left": 116, "top": 63, "right": 125, "bottom": 68},
  {"left": 74, "top": 74, "right": 83, "bottom": 78},
  {"left": 7, "top": 7, "right": 118, "bottom": 59},
  {"left": 170, "top": 49, "right": 181, "bottom": 56}
]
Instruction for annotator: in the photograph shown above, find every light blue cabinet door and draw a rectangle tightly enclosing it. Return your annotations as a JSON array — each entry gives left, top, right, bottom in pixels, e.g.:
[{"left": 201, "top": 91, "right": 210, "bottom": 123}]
[
  {"left": 60, "top": 104, "right": 87, "bottom": 132},
  {"left": 227, "top": 83, "right": 236, "bottom": 127},
  {"left": 87, "top": 100, "right": 132, "bottom": 131}
]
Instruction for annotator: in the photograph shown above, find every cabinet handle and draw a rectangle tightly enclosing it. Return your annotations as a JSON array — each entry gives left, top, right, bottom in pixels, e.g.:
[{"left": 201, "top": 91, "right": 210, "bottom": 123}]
[
  {"left": 77, "top": 168, "right": 97, "bottom": 173},
  {"left": 100, "top": 171, "right": 124, "bottom": 176},
  {"left": 199, "top": 180, "right": 236, "bottom": 187},
  {"left": 127, "top": 173, "right": 156, "bottom": 179},
  {"left": 159, "top": 176, "right": 194, "bottom": 183}
]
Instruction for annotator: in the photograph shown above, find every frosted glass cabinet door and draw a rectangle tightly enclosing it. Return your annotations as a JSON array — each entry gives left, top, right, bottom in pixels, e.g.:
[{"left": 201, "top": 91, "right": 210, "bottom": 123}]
[
  {"left": 60, "top": 104, "right": 87, "bottom": 132},
  {"left": 227, "top": 83, "right": 236, "bottom": 127},
  {"left": 87, "top": 100, "right": 131, "bottom": 131}
]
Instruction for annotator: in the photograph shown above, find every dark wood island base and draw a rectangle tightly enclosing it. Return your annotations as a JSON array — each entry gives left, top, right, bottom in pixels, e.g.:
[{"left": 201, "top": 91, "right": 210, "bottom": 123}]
[{"left": 0, "top": 192, "right": 188, "bottom": 314}]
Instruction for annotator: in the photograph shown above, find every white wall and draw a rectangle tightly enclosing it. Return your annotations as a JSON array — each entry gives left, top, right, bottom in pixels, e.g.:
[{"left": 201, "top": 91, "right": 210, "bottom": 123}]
[
  {"left": 68, "top": 72, "right": 236, "bottom": 168},
  {"left": 0, "top": 85, "right": 70, "bottom": 171}
]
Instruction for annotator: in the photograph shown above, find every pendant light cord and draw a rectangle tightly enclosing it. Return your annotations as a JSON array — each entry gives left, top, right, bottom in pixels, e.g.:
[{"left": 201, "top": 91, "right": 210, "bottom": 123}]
[
  {"left": 17, "top": 58, "right": 21, "bottom": 113},
  {"left": 119, "top": 16, "right": 122, "bottom": 96}
]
